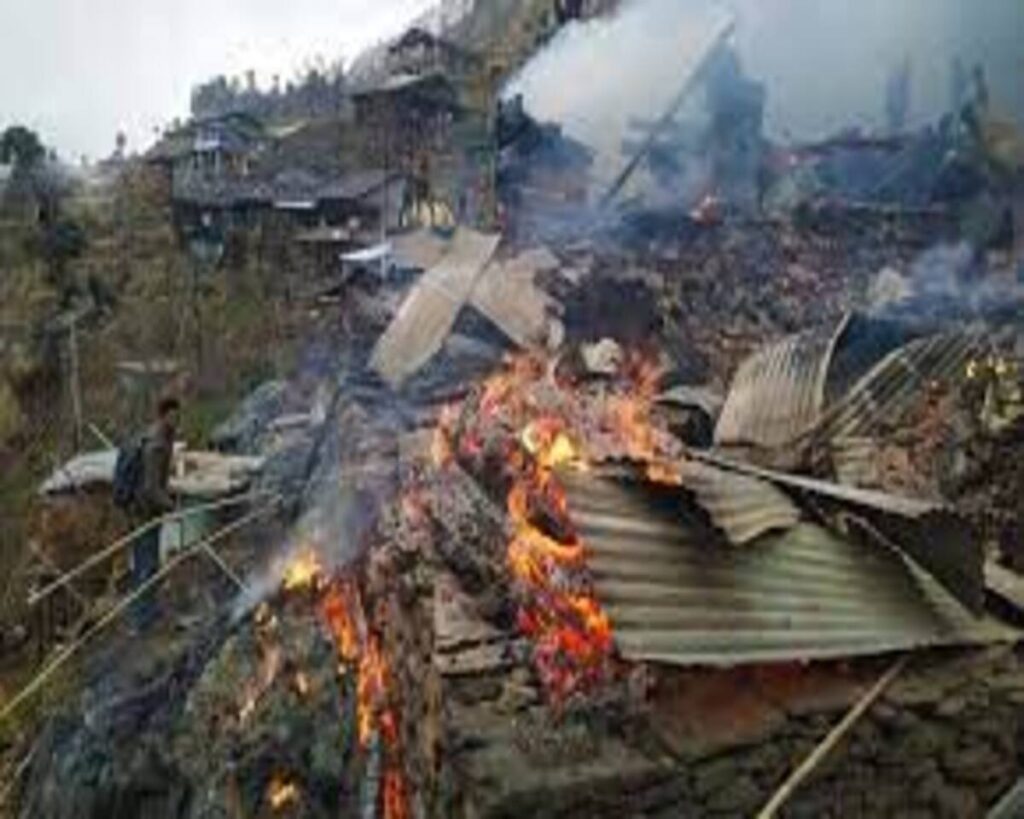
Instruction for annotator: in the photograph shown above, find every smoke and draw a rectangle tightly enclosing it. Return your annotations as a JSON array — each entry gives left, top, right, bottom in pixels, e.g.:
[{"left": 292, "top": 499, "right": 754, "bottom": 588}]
[
  {"left": 232, "top": 377, "right": 406, "bottom": 620},
  {"left": 504, "top": 0, "right": 729, "bottom": 193},
  {"left": 505, "top": 0, "right": 1024, "bottom": 195},
  {"left": 872, "top": 242, "right": 1024, "bottom": 330}
]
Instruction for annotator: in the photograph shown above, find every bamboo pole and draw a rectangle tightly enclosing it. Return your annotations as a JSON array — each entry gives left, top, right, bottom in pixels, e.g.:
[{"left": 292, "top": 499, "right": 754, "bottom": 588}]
[
  {"left": 1, "top": 503, "right": 279, "bottom": 725},
  {"left": 755, "top": 655, "right": 909, "bottom": 819},
  {"left": 0, "top": 740, "right": 38, "bottom": 807},
  {"left": 28, "top": 490, "right": 278, "bottom": 607},
  {"left": 197, "top": 541, "right": 249, "bottom": 594}
]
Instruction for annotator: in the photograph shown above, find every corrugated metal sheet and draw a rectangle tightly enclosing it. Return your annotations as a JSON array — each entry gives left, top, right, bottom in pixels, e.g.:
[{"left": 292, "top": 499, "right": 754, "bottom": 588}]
[
  {"left": 563, "top": 471, "right": 1014, "bottom": 667},
  {"left": 714, "top": 321, "right": 844, "bottom": 449},
  {"left": 370, "top": 228, "right": 500, "bottom": 388},
  {"left": 831, "top": 435, "right": 881, "bottom": 488},
  {"left": 656, "top": 386, "right": 724, "bottom": 422},
  {"left": 677, "top": 460, "right": 801, "bottom": 545},
  {"left": 815, "top": 331, "right": 979, "bottom": 443},
  {"left": 692, "top": 450, "right": 984, "bottom": 611}
]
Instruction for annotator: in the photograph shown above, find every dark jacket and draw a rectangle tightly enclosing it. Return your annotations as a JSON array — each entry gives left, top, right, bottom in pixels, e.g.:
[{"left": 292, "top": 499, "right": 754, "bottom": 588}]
[{"left": 138, "top": 422, "right": 175, "bottom": 518}]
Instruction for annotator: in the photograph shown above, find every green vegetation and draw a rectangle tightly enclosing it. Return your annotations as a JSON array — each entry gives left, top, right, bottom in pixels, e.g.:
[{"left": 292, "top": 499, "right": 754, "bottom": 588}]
[{"left": 0, "top": 143, "right": 304, "bottom": 640}]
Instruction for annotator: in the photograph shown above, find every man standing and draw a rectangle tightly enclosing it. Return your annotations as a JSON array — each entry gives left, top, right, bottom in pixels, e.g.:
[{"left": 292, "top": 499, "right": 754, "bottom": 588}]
[{"left": 130, "top": 395, "right": 179, "bottom": 631}]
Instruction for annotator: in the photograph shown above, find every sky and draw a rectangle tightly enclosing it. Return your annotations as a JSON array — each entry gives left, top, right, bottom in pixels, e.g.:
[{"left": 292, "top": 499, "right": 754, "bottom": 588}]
[
  {"left": 0, "top": 0, "right": 438, "bottom": 162},
  {"left": 2, "top": 0, "right": 1021, "bottom": 164}
]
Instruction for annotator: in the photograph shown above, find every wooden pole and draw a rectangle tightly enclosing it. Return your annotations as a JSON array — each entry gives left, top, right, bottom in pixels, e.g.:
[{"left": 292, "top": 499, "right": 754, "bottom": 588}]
[
  {"left": 1, "top": 503, "right": 278, "bottom": 726},
  {"left": 68, "top": 314, "right": 83, "bottom": 452},
  {"left": 756, "top": 655, "right": 909, "bottom": 819},
  {"left": 27, "top": 490, "right": 279, "bottom": 606},
  {"left": 601, "top": 18, "right": 736, "bottom": 208}
]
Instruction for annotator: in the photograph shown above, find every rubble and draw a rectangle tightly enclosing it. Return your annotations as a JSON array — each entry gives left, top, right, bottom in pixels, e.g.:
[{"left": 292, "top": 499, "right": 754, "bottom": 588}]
[{"left": 6, "top": 5, "right": 1024, "bottom": 819}]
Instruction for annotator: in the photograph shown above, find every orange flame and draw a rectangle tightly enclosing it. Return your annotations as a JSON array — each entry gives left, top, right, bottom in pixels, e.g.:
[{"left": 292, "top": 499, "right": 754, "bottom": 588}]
[
  {"left": 383, "top": 767, "right": 408, "bottom": 819},
  {"left": 267, "top": 775, "right": 300, "bottom": 811},
  {"left": 452, "top": 351, "right": 678, "bottom": 702},
  {"left": 319, "top": 580, "right": 363, "bottom": 663},
  {"left": 316, "top": 578, "right": 408, "bottom": 818},
  {"left": 283, "top": 550, "right": 324, "bottom": 592},
  {"left": 357, "top": 639, "right": 390, "bottom": 747}
]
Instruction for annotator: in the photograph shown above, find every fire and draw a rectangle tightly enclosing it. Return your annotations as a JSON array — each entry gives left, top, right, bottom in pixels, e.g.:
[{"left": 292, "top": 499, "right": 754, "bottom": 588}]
[
  {"left": 316, "top": 578, "right": 408, "bottom": 818},
  {"left": 509, "top": 415, "right": 613, "bottom": 700},
  {"left": 447, "top": 350, "right": 682, "bottom": 702},
  {"left": 521, "top": 418, "right": 584, "bottom": 471},
  {"left": 357, "top": 639, "right": 393, "bottom": 747},
  {"left": 383, "top": 768, "right": 408, "bottom": 819},
  {"left": 283, "top": 550, "right": 324, "bottom": 592},
  {"left": 267, "top": 775, "right": 300, "bottom": 811},
  {"left": 319, "top": 582, "right": 362, "bottom": 662}
]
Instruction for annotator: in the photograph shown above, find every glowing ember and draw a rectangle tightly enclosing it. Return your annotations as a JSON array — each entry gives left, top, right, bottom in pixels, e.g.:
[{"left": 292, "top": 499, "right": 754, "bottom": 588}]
[
  {"left": 283, "top": 550, "right": 324, "bottom": 591},
  {"left": 319, "top": 581, "right": 362, "bottom": 662},
  {"left": 315, "top": 578, "right": 408, "bottom": 818},
  {"left": 451, "top": 351, "right": 681, "bottom": 702},
  {"left": 357, "top": 639, "right": 391, "bottom": 747},
  {"left": 521, "top": 418, "right": 584, "bottom": 471},
  {"left": 267, "top": 775, "right": 300, "bottom": 811},
  {"left": 383, "top": 767, "right": 408, "bottom": 819}
]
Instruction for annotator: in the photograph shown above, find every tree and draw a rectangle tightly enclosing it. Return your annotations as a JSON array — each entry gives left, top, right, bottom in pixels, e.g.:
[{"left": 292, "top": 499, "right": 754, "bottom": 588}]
[{"left": 0, "top": 125, "right": 45, "bottom": 171}]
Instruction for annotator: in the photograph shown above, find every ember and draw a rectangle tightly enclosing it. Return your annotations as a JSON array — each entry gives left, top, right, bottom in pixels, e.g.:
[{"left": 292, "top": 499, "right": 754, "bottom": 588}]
[
  {"left": 282, "top": 549, "right": 325, "bottom": 592},
  {"left": 266, "top": 775, "right": 300, "bottom": 811},
  {"left": 316, "top": 577, "right": 408, "bottom": 817}
]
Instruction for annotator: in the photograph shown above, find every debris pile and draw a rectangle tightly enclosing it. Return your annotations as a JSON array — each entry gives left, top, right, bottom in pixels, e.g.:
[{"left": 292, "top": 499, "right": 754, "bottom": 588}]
[{"left": 7, "top": 5, "right": 1024, "bottom": 819}]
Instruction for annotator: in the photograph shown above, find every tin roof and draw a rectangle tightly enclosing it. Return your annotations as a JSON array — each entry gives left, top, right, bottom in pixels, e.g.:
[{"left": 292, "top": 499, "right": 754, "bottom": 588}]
[
  {"left": 563, "top": 470, "right": 1014, "bottom": 667},
  {"left": 714, "top": 321, "right": 841, "bottom": 449}
]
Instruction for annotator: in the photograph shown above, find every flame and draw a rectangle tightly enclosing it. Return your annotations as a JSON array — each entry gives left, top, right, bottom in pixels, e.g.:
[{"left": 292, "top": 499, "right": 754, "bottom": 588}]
[
  {"left": 283, "top": 550, "right": 324, "bottom": 591},
  {"left": 448, "top": 351, "right": 680, "bottom": 702},
  {"left": 319, "top": 581, "right": 362, "bottom": 662},
  {"left": 383, "top": 768, "right": 408, "bottom": 819},
  {"left": 267, "top": 776, "right": 300, "bottom": 811},
  {"left": 521, "top": 418, "right": 584, "bottom": 471},
  {"left": 509, "top": 415, "right": 613, "bottom": 701},
  {"left": 357, "top": 639, "right": 391, "bottom": 747},
  {"left": 316, "top": 578, "right": 408, "bottom": 818}
]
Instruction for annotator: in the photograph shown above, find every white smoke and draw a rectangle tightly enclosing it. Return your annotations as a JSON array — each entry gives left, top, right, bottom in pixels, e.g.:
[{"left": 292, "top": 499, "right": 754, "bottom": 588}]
[
  {"left": 504, "top": 0, "right": 1024, "bottom": 196},
  {"left": 504, "top": 0, "right": 729, "bottom": 193}
]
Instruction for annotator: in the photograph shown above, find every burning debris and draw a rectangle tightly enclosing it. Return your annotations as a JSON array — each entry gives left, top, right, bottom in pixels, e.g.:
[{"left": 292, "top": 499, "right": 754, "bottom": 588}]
[{"left": 5, "top": 3, "right": 1024, "bottom": 819}]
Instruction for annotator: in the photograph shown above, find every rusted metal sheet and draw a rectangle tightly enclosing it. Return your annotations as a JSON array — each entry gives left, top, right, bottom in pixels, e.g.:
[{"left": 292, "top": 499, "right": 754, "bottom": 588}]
[
  {"left": 370, "top": 228, "right": 501, "bottom": 388},
  {"left": 677, "top": 460, "right": 801, "bottom": 546},
  {"left": 563, "top": 471, "right": 1014, "bottom": 667},
  {"left": 714, "top": 322, "right": 841, "bottom": 449},
  {"left": 815, "top": 331, "right": 980, "bottom": 443},
  {"left": 692, "top": 450, "right": 984, "bottom": 612}
]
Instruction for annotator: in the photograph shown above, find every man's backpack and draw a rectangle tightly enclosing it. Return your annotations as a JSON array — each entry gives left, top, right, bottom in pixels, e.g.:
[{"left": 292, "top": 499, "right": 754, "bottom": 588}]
[{"left": 112, "top": 437, "right": 145, "bottom": 510}]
